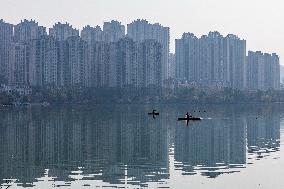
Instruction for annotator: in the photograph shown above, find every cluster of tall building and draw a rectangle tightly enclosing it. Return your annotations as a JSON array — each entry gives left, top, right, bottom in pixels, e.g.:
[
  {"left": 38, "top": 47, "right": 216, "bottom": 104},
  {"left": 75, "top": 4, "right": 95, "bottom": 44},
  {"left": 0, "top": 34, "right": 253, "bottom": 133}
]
[
  {"left": 0, "top": 19, "right": 168, "bottom": 88},
  {"left": 0, "top": 18, "right": 280, "bottom": 91},
  {"left": 247, "top": 51, "right": 280, "bottom": 90},
  {"left": 175, "top": 32, "right": 280, "bottom": 90}
]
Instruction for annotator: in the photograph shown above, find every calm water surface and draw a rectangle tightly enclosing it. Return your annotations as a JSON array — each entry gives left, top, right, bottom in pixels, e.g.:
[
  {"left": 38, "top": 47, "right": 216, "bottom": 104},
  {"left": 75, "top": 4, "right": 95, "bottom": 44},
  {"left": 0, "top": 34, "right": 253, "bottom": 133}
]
[{"left": 0, "top": 104, "right": 283, "bottom": 189}]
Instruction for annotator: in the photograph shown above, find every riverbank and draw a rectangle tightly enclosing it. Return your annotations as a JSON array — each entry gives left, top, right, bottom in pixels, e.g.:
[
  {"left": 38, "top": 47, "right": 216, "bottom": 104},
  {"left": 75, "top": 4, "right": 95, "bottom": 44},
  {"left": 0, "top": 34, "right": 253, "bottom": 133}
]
[{"left": 1, "top": 87, "right": 284, "bottom": 106}]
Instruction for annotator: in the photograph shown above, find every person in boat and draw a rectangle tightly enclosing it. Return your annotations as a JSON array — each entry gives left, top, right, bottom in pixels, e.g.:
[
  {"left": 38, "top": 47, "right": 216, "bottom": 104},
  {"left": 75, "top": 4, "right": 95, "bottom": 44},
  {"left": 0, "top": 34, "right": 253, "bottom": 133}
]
[
  {"left": 151, "top": 109, "right": 158, "bottom": 119},
  {"left": 186, "top": 112, "right": 193, "bottom": 119}
]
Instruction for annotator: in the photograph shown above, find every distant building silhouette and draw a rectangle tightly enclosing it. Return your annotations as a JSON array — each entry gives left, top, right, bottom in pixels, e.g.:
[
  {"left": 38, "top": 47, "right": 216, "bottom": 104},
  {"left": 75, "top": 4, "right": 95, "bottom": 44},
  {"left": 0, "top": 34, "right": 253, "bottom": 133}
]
[
  {"left": 29, "top": 36, "right": 58, "bottom": 87},
  {"left": 0, "top": 19, "right": 13, "bottom": 84},
  {"left": 175, "top": 32, "right": 246, "bottom": 90},
  {"left": 127, "top": 19, "right": 170, "bottom": 82},
  {"left": 247, "top": 51, "right": 280, "bottom": 90},
  {"left": 9, "top": 42, "right": 30, "bottom": 86},
  {"left": 49, "top": 22, "right": 79, "bottom": 41},
  {"left": 14, "top": 19, "right": 46, "bottom": 42},
  {"left": 103, "top": 20, "right": 125, "bottom": 42},
  {"left": 168, "top": 53, "right": 176, "bottom": 79},
  {"left": 0, "top": 18, "right": 281, "bottom": 91},
  {"left": 91, "top": 37, "right": 162, "bottom": 88}
]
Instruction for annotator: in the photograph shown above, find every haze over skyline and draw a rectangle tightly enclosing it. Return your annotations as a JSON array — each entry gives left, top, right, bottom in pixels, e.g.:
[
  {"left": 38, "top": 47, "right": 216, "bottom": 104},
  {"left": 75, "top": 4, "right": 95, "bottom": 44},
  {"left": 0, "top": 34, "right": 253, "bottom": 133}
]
[{"left": 1, "top": 0, "right": 283, "bottom": 63}]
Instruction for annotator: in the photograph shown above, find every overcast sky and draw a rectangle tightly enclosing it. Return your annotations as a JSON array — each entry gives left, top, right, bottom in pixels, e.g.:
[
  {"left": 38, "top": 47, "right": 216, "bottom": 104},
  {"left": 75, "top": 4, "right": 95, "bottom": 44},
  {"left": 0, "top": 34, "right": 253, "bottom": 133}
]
[{"left": 1, "top": 0, "right": 283, "bottom": 63}]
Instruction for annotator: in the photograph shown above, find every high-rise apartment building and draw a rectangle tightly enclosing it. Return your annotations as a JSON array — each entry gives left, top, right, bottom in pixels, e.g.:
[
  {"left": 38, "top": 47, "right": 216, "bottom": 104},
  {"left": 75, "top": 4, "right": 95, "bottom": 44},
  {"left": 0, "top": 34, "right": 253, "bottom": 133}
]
[
  {"left": 92, "top": 37, "right": 140, "bottom": 88},
  {"left": 175, "top": 33, "right": 199, "bottom": 82},
  {"left": 81, "top": 25, "right": 106, "bottom": 87},
  {"left": 0, "top": 19, "right": 280, "bottom": 93},
  {"left": 81, "top": 25, "right": 105, "bottom": 44},
  {"left": 224, "top": 34, "right": 246, "bottom": 90},
  {"left": 57, "top": 40, "right": 68, "bottom": 87},
  {"left": 92, "top": 42, "right": 113, "bottom": 88},
  {"left": 29, "top": 36, "right": 58, "bottom": 87},
  {"left": 9, "top": 42, "right": 30, "bottom": 86},
  {"left": 14, "top": 19, "right": 46, "bottom": 42},
  {"left": 175, "top": 31, "right": 246, "bottom": 89},
  {"left": 103, "top": 20, "right": 125, "bottom": 42},
  {"left": 247, "top": 51, "right": 280, "bottom": 91},
  {"left": 127, "top": 19, "right": 169, "bottom": 82},
  {"left": 49, "top": 22, "right": 79, "bottom": 41},
  {"left": 0, "top": 19, "right": 13, "bottom": 84},
  {"left": 206, "top": 32, "right": 227, "bottom": 87},
  {"left": 140, "top": 40, "right": 162, "bottom": 87},
  {"left": 91, "top": 37, "right": 162, "bottom": 89},
  {"left": 116, "top": 38, "right": 140, "bottom": 88},
  {"left": 65, "top": 36, "right": 88, "bottom": 87},
  {"left": 168, "top": 53, "right": 176, "bottom": 79}
]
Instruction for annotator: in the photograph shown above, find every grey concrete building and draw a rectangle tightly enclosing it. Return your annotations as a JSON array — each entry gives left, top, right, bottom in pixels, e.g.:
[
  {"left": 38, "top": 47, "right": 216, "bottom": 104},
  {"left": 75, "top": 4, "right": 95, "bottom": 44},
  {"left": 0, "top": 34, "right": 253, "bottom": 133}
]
[
  {"left": 81, "top": 25, "right": 106, "bottom": 87},
  {"left": 29, "top": 36, "right": 58, "bottom": 87},
  {"left": 140, "top": 39, "right": 162, "bottom": 87},
  {"left": 81, "top": 25, "right": 105, "bottom": 44},
  {"left": 168, "top": 53, "right": 176, "bottom": 79},
  {"left": 115, "top": 38, "right": 139, "bottom": 88},
  {"left": 0, "top": 19, "right": 13, "bottom": 84},
  {"left": 175, "top": 33, "right": 199, "bottom": 82},
  {"left": 14, "top": 19, "right": 46, "bottom": 42},
  {"left": 127, "top": 19, "right": 169, "bottom": 83},
  {"left": 224, "top": 34, "right": 246, "bottom": 90},
  {"left": 66, "top": 36, "right": 88, "bottom": 87},
  {"left": 103, "top": 20, "right": 125, "bottom": 42},
  {"left": 91, "top": 37, "right": 162, "bottom": 89},
  {"left": 247, "top": 51, "right": 280, "bottom": 91},
  {"left": 49, "top": 22, "right": 79, "bottom": 41},
  {"left": 92, "top": 42, "right": 113, "bottom": 88},
  {"left": 9, "top": 42, "right": 30, "bottom": 86},
  {"left": 175, "top": 31, "right": 246, "bottom": 89}
]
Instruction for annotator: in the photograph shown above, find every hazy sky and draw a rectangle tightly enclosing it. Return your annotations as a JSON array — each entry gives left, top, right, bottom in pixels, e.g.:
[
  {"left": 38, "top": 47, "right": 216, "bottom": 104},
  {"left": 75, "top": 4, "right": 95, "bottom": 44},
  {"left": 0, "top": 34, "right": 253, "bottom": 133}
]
[{"left": 1, "top": 0, "right": 283, "bottom": 63}]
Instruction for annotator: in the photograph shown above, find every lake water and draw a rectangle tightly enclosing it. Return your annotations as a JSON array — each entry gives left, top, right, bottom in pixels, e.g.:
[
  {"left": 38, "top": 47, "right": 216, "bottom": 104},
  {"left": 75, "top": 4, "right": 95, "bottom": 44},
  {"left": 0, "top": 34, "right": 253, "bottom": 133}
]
[{"left": 0, "top": 104, "right": 283, "bottom": 189}]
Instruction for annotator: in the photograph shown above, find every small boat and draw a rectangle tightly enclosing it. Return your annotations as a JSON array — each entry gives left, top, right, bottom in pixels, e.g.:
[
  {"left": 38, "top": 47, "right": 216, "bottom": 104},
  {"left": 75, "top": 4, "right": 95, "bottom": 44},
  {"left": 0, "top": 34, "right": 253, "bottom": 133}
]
[
  {"left": 148, "top": 112, "right": 160, "bottom": 116},
  {"left": 178, "top": 117, "right": 201, "bottom": 121},
  {"left": 148, "top": 110, "right": 159, "bottom": 116}
]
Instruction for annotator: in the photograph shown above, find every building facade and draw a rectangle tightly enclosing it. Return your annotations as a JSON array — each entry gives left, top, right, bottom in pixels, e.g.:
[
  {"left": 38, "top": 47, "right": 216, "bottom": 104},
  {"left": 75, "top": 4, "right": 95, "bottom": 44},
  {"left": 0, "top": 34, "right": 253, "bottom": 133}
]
[
  {"left": 81, "top": 25, "right": 105, "bottom": 44},
  {"left": 103, "top": 20, "right": 125, "bottom": 42},
  {"left": 247, "top": 51, "right": 280, "bottom": 91},
  {"left": 168, "top": 53, "right": 176, "bottom": 79},
  {"left": 175, "top": 33, "right": 199, "bottom": 82},
  {"left": 29, "top": 36, "right": 58, "bottom": 87},
  {"left": 91, "top": 37, "right": 162, "bottom": 89},
  {"left": 127, "top": 19, "right": 169, "bottom": 82},
  {"left": 175, "top": 31, "right": 246, "bottom": 90},
  {"left": 14, "top": 19, "right": 46, "bottom": 42},
  {"left": 140, "top": 40, "right": 162, "bottom": 87},
  {"left": 9, "top": 42, "right": 30, "bottom": 86},
  {"left": 65, "top": 36, "right": 88, "bottom": 87},
  {"left": 0, "top": 19, "right": 13, "bottom": 84},
  {"left": 49, "top": 22, "right": 79, "bottom": 41}
]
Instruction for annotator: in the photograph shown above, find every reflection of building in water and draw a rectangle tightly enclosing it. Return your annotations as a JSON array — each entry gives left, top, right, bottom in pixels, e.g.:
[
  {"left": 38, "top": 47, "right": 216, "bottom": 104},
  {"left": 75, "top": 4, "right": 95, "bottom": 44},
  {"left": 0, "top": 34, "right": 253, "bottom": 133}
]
[
  {"left": 0, "top": 109, "right": 41, "bottom": 185},
  {"left": 174, "top": 116, "right": 246, "bottom": 178},
  {"left": 173, "top": 105, "right": 281, "bottom": 178},
  {"left": 0, "top": 105, "right": 169, "bottom": 186},
  {"left": 97, "top": 105, "right": 169, "bottom": 184},
  {"left": 0, "top": 104, "right": 281, "bottom": 186},
  {"left": 247, "top": 110, "right": 280, "bottom": 155}
]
